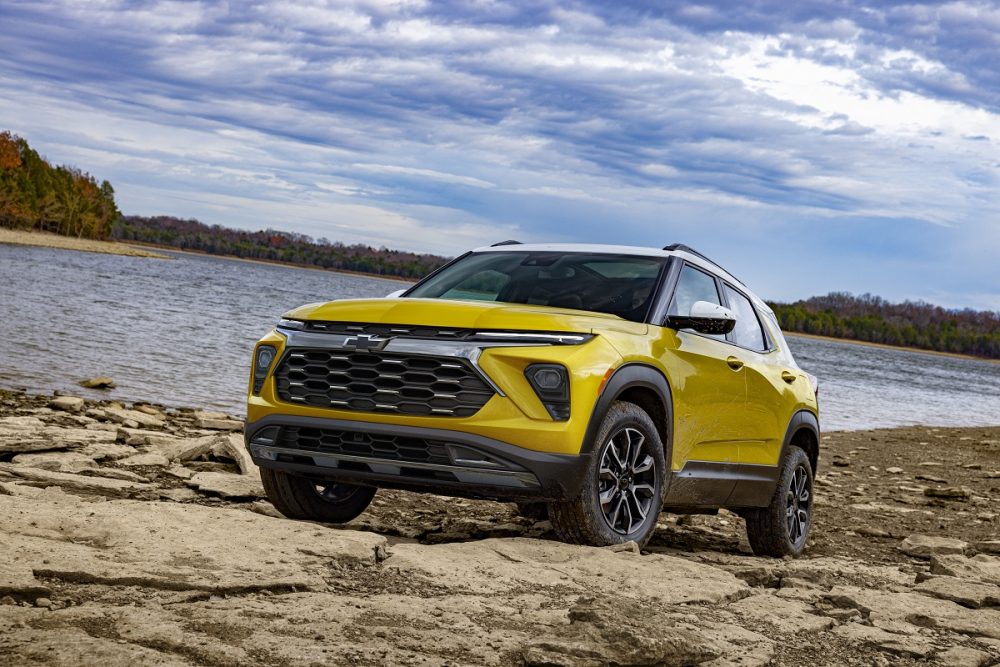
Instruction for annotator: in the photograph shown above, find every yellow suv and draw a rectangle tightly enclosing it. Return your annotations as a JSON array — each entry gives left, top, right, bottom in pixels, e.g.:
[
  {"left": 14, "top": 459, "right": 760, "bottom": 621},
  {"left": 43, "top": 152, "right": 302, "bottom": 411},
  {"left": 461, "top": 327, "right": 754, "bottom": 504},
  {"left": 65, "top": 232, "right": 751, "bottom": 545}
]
[{"left": 246, "top": 243, "right": 820, "bottom": 556}]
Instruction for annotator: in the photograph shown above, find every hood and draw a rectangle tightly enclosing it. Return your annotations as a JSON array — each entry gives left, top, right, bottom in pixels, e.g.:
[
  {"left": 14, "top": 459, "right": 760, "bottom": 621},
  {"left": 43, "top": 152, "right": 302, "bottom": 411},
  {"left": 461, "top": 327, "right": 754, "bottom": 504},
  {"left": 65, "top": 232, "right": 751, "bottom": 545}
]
[{"left": 283, "top": 298, "right": 647, "bottom": 335}]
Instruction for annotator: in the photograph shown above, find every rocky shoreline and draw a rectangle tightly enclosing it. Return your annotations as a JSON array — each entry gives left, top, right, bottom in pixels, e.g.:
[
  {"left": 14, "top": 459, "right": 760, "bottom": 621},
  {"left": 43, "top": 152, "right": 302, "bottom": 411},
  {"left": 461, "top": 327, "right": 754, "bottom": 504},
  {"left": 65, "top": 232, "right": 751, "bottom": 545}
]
[{"left": 1, "top": 388, "right": 998, "bottom": 666}]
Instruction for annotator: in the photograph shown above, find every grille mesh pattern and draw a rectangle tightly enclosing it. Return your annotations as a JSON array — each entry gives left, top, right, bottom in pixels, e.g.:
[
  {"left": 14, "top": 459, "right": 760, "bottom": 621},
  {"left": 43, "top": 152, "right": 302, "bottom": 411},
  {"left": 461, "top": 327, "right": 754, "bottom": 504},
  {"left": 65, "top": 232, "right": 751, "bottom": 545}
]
[
  {"left": 277, "top": 426, "right": 451, "bottom": 465},
  {"left": 274, "top": 349, "right": 494, "bottom": 417}
]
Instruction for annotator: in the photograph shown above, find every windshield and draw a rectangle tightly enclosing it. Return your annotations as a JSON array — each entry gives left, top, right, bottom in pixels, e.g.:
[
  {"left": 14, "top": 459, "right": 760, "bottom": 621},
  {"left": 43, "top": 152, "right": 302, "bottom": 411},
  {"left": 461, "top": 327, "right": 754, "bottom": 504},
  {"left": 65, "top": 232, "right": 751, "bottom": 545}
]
[{"left": 405, "top": 252, "right": 667, "bottom": 322}]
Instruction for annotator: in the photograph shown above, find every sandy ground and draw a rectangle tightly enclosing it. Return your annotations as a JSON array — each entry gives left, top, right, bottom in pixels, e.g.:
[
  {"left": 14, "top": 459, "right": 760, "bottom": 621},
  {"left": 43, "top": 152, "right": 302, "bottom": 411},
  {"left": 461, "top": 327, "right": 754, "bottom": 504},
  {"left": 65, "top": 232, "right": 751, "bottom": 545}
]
[
  {"left": 1, "top": 388, "right": 998, "bottom": 666},
  {"left": 0, "top": 228, "right": 171, "bottom": 259}
]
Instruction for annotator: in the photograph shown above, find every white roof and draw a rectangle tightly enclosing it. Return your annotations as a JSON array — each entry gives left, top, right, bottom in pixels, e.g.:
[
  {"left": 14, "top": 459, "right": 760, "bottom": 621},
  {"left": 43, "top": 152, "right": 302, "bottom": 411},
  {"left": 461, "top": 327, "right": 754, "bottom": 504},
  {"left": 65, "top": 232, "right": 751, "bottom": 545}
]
[{"left": 471, "top": 242, "right": 760, "bottom": 306}]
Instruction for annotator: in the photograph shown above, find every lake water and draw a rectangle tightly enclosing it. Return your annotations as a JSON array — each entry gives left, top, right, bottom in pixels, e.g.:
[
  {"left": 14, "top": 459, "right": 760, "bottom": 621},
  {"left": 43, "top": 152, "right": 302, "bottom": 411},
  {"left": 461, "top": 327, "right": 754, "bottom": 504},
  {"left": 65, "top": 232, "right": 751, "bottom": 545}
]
[{"left": 2, "top": 244, "right": 998, "bottom": 431}]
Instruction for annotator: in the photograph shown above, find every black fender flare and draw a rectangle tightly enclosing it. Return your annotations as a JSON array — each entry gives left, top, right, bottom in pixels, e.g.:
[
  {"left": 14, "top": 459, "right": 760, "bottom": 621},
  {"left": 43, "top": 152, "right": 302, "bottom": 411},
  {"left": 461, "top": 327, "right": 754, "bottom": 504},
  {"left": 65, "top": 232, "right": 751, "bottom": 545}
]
[
  {"left": 780, "top": 409, "right": 821, "bottom": 473},
  {"left": 580, "top": 363, "right": 674, "bottom": 465}
]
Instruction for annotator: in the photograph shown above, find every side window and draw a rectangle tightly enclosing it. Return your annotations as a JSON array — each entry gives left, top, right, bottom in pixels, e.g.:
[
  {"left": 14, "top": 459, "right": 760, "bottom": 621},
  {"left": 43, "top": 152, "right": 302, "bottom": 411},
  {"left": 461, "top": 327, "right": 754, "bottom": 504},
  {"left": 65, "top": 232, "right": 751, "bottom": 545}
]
[
  {"left": 668, "top": 265, "right": 721, "bottom": 316},
  {"left": 723, "top": 285, "right": 767, "bottom": 352}
]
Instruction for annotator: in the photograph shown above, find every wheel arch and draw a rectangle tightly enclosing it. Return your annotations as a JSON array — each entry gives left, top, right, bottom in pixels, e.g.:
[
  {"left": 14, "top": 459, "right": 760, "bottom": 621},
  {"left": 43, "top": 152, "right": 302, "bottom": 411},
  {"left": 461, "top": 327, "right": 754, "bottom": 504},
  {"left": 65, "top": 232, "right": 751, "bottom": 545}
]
[
  {"left": 781, "top": 410, "right": 820, "bottom": 474},
  {"left": 581, "top": 363, "right": 674, "bottom": 459}
]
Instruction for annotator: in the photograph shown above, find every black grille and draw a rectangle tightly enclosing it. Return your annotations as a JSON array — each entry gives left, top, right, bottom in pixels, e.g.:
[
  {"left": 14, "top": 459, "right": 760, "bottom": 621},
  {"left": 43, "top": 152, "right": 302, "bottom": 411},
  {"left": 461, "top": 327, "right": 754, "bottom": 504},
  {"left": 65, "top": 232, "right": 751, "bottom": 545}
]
[
  {"left": 303, "top": 321, "right": 476, "bottom": 339},
  {"left": 273, "top": 349, "right": 495, "bottom": 417},
  {"left": 277, "top": 426, "right": 451, "bottom": 465}
]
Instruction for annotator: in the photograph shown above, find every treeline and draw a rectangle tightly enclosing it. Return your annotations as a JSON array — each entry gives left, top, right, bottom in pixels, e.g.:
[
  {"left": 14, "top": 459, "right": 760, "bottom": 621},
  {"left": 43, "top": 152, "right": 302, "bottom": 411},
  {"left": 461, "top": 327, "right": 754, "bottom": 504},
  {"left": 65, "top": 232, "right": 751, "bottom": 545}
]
[
  {"left": 769, "top": 292, "right": 1000, "bottom": 359},
  {"left": 112, "top": 215, "right": 449, "bottom": 279},
  {"left": 0, "top": 131, "right": 120, "bottom": 239}
]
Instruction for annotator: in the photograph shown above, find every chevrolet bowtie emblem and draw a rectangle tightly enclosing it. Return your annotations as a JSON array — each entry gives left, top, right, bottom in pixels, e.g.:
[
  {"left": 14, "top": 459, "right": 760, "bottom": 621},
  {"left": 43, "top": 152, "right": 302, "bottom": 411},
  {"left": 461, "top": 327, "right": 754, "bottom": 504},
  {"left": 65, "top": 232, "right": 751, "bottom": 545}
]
[{"left": 342, "top": 334, "right": 388, "bottom": 351}]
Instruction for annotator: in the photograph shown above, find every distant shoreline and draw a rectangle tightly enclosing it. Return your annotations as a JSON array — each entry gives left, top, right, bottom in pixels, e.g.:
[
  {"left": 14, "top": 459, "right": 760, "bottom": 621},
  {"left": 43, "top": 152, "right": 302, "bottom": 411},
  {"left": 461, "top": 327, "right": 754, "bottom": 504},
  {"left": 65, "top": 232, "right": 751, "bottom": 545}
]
[
  {"left": 0, "top": 228, "right": 415, "bottom": 284},
  {"left": 126, "top": 241, "right": 415, "bottom": 284},
  {"left": 0, "top": 228, "right": 170, "bottom": 259},
  {"left": 786, "top": 331, "right": 1000, "bottom": 364}
]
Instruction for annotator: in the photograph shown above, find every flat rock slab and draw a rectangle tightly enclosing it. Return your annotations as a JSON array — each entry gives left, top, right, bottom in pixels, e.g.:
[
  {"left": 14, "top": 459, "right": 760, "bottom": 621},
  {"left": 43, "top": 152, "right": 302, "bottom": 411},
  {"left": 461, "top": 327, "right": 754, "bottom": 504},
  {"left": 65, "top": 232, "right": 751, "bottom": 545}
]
[
  {"left": 931, "top": 554, "right": 1000, "bottom": 587},
  {"left": 0, "top": 493, "right": 386, "bottom": 594},
  {"left": 728, "top": 592, "right": 835, "bottom": 634},
  {"left": 196, "top": 417, "right": 243, "bottom": 431},
  {"left": 187, "top": 471, "right": 265, "bottom": 498},
  {"left": 0, "top": 464, "right": 152, "bottom": 494},
  {"left": 103, "top": 407, "right": 165, "bottom": 429},
  {"left": 915, "top": 576, "right": 1000, "bottom": 608},
  {"left": 825, "top": 585, "right": 1000, "bottom": 639},
  {"left": 387, "top": 538, "right": 749, "bottom": 604},
  {"left": 900, "top": 534, "right": 969, "bottom": 558},
  {"left": 10, "top": 451, "right": 98, "bottom": 472},
  {"left": 0, "top": 416, "right": 117, "bottom": 453}
]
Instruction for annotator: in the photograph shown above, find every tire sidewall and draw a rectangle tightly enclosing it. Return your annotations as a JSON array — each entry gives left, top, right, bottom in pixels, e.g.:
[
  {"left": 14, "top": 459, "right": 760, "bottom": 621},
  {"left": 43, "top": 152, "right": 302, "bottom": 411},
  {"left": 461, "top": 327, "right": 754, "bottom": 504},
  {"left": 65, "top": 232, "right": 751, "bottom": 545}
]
[
  {"left": 778, "top": 447, "right": 814, "bottom": 554},
  {"left": 584, "top": 401, "right": 666, "bottom": 546}
]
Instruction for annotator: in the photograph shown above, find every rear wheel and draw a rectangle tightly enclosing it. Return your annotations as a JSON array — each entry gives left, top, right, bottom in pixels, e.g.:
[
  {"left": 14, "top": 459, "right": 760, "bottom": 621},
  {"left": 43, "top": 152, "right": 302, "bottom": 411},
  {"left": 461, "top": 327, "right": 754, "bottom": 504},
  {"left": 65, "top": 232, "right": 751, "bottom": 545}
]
[
  {"left": 260, "top": 468, "right": 376, "bottom": 523},
  {"left": 744, "top": 446, "right": 813, "bottom": 557},
  {"left": 549, "top": 401, "right": 665, "bottom": 548}
]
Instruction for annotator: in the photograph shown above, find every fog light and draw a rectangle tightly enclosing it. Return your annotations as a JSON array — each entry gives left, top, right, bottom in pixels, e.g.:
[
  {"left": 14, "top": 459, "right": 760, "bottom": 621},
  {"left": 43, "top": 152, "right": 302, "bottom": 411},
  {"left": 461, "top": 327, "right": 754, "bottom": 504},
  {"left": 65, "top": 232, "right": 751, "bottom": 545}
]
[
  {"left": 525, "top": 364, "right": 570, "bottom": 421},
  {"left": 252, "top": 345, "right": 277, "bottom": 394}
]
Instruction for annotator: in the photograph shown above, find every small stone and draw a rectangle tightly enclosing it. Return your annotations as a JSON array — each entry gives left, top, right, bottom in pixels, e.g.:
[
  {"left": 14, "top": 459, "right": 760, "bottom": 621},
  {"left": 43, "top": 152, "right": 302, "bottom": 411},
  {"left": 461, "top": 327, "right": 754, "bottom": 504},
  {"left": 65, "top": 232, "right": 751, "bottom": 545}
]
[
  {"left": 48, "top": 396, "right": 85, "bottom": 413},
  {"left": 924, "top": 486, "right": 971, "bottom": 500},
  {"left": 916, "top": 474, "right": 948, "bottom": 483},
  {"left": 0, "top": 595, "right": 16, "bottom": 606},
  {"left": 79, "top": 377, "right": 115, "bottom": 389},
  {"left": 963, "top": 463, "right": 983, "bottom": 470},
  {"left": 119, "top": 452, "right": 170, "bottom": 467},
  {"left": 900, "top": 534, "right": 969, "bottom": 558},
  {"left": 886, "top": 467, "right": 904, "bottom": 474},
  {"left": 249, "top": 501, "right": 283, "bottom": 518},
  {"left": 857, "top": 527, "right": 891, "bottom": 538},
  {"left": 918, "top": 461, "right": 944, "bottom": 467},
  {"left": 164, "top": 465, "right": 195, "bottom": 480},
  {"left": 34, "top": 597, "right": 52, "bottom": 608}
]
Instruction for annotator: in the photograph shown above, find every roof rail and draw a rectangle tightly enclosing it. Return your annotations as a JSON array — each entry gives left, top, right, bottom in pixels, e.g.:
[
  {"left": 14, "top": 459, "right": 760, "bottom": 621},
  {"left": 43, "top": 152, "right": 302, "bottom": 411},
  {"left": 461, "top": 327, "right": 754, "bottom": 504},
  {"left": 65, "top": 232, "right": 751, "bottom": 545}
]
[
  {"left": 490, "top": 240, "right": 522, "bottom": 247},
  {"left": 663, "top": 243, "right": 738, "bottom": 282}
]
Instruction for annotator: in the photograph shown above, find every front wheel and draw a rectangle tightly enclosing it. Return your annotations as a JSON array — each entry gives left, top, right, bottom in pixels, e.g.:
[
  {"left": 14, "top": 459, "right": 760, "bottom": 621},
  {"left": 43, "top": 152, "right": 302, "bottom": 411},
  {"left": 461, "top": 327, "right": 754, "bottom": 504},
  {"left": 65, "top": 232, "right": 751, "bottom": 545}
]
[
  {"left": 548, "top": 401, "right": 666, "bottom": 548},
  {"left": 744, "top": 446, "right": 813, "bottom": 557},
  {"left": 260, "top": 468, "right": 376, "bottom": 523}
]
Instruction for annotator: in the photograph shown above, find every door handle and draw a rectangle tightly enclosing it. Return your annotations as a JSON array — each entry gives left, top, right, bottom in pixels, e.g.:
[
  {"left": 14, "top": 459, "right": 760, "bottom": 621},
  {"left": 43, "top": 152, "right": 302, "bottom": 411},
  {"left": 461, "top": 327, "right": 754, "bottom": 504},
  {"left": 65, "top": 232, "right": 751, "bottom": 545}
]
[
  {"left": 781, "top": 371, "right": 797, "bottom": 384},
  {"left": 726, "top": 356, "right": 744, "bottom": 371}
]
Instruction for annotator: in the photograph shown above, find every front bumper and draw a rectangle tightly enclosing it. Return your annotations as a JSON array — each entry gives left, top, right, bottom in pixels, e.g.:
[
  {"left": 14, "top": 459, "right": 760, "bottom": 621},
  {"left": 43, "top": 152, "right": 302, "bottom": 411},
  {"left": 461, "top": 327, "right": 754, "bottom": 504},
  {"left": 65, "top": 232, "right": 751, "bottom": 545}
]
[{"left": 245, "top": 414, "right": 592, "bottom": 501}]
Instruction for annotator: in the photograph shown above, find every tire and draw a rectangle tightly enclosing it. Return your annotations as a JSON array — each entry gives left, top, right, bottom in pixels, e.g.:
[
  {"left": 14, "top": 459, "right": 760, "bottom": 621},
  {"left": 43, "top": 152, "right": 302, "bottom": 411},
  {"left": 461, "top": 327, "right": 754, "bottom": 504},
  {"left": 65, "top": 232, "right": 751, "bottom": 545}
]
[
  {"left": 260, "top": 468, "right": 376, "bottom": 523},
  {"left": 745, "top": 446, "right": 814, "bottom": 557},
  {"left": 548, "top": 401, "right": 666, "bottom": 548},
  {"left": 514, "top": 501, "right": 549, "bottom": 521}
]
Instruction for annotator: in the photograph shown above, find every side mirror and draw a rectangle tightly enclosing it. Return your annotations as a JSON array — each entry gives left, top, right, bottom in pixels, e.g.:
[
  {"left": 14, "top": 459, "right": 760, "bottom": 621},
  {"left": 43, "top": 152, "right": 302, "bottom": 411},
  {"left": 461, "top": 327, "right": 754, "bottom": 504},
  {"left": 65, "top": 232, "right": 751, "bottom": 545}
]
[
  {"left": 667, "top": 300, "right": 737, "bottom": 335},
  {"left": 385, "top": 289, "right": 406, "bottom": 298}
]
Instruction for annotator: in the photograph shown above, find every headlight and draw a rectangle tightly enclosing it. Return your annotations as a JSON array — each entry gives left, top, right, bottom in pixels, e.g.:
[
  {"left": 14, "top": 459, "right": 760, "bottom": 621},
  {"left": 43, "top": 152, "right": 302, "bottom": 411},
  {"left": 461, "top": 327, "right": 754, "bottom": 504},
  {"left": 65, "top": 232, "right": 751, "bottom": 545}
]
[
  {"left": 525, "top": 363, "right": 570, "bottom": 421},
  {"left": 277, "top": 318, "right": 305, "bottom": 330},
  {"left": 252, "top": 345, "right": 278, "bottom": 394}
]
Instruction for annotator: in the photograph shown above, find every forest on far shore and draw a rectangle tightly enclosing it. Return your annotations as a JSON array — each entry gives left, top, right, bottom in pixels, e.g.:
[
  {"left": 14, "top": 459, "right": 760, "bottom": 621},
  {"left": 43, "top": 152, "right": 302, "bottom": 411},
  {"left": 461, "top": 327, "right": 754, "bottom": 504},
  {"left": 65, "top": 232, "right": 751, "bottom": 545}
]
[
  {"left": 768, "top": 292, "right": 1000, "bottom": 359},
  {"left": 112, "top": 215, "right": 449, "bottom": 279}
]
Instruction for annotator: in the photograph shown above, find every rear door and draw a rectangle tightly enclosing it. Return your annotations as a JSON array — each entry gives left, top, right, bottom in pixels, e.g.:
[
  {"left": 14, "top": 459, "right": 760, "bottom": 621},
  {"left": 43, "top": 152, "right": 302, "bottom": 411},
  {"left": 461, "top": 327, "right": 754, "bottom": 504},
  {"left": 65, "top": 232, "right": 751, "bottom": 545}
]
[{"left": 720, "top": 283, "right": 787, "bottom": 467}]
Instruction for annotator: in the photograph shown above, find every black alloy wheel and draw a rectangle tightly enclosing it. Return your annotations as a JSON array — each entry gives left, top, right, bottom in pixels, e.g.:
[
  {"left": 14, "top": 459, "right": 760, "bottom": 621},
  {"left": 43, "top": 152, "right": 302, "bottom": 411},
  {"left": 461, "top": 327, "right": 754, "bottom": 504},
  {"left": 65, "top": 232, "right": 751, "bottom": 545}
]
[
  {"left": 598, "top": 427, "right": 658, "bottom": 535},
  {"left": 786, "top": 462, "right": 812, "bottom": 549}
]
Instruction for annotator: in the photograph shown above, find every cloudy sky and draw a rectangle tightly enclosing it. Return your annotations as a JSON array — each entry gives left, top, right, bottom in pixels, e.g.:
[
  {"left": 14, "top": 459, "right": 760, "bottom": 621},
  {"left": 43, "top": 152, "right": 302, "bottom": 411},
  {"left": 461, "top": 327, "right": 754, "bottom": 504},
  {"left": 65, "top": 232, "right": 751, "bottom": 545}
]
[{"left": 2, "top": 1, "right": 998, "bottom": 308}]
